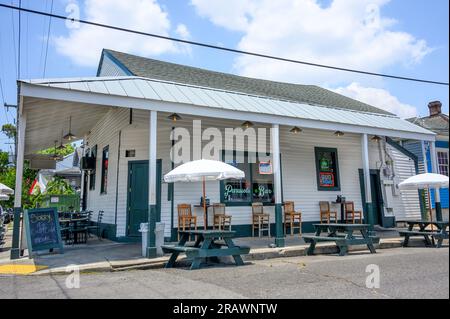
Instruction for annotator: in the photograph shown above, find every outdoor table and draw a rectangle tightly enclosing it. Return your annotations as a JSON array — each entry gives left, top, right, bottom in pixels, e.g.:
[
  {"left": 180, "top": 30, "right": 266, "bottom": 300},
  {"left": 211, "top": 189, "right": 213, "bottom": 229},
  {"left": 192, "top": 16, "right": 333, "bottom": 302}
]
[
  {"left": 303, "top": 223, "right": 378, "bottom": 256},
  {"left": 162, "top": 230, "right": 250, "bottom": 270},
  {"left": 331, "top": 201, "right": 346, "bottom": 223},
  {"left": 399, "top": 220, "right": 449, "bottom": 248},
  {"left": 59, "top": 217, "right": 89, "bottom": 244},
  {"left": 193, "top": 204, "right": 211, "bottom": 229}
]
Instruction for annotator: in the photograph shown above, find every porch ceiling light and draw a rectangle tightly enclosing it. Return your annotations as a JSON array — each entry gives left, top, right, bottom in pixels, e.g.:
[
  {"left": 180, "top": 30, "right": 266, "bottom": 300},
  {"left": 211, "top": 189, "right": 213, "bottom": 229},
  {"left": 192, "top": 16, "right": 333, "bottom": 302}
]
[
  {"left": 290, "top": 126, "right": 302, "bottom": 134},
  {"left": 63, "top": 116, "right": 76, "bottom": 141},
  {"left": 334, "top": 130, "right": 344, "bottom": 137},
  {"left": 241, "top": 121, "right": 254, "bottom": 129},
  {"left": 371, "top": 135, "right": 382, "bottom": 142},
  {"left": 168, "top": 113, "right": 182, "bottom": 122}
]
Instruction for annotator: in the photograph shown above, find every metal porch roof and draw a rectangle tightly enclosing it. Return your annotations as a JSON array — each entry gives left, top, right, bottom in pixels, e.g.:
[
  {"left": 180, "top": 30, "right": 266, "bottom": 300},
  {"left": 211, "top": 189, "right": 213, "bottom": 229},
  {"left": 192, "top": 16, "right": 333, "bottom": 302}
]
[{"left": 21, "top": 76, "right": 435, "bottom": 139}]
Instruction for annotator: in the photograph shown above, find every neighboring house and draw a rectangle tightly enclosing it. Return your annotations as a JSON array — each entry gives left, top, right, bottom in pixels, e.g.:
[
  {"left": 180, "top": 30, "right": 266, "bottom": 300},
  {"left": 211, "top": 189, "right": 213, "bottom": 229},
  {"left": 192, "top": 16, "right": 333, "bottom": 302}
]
[
  {"left": 402, "top": 101, "right": 449, "bottom": 220},
  {"left": 13, "top": 49, "right": 435, "bottom": 246},
  {"left": 37, "top": 148, "right": 83, "bottom": 193}
]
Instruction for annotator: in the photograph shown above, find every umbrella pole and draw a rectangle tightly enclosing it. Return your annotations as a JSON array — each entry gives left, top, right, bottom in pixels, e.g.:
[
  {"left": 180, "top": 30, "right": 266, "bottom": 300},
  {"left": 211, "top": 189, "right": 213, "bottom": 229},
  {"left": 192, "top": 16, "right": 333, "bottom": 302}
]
[
  {"left": 203, "top": 177, "right": 207, "bottom": 230},
  {"left": 427, "top": 187, "right": 434, "bottom": 231}
]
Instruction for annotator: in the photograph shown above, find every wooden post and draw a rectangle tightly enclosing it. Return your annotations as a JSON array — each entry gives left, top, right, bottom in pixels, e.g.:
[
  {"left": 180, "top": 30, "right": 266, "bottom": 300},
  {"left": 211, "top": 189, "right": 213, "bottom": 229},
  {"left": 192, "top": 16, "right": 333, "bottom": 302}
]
[
  {"left": 10, "top": 109, "right": 26, "bottom": 260},
  {"left": 147, "top": 110, "right": 157, "bottom": 258},
  {"left": 361, "top": 134, "right": 374, "bottom": 232},
  {"left": 429, "top": 141, "right": 442, "bottom": 221},
  {"left": 272, "top": 124, "right": 284, "bottom": 247},
  {"left": 203, "top": 177, "right": 207, "bottom": 230}
]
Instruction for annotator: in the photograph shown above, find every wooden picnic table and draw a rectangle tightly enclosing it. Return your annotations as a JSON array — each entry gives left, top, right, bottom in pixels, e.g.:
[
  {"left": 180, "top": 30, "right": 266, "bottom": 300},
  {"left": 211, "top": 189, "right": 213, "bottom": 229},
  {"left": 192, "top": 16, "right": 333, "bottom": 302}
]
[
  {"left": 303, "top": 223, "right": 379, "bottom": 256},
  {"left": 162, "top": 230, "right": 250, "bottom": 270},
  {"left": 399, "top": 220, "right": 449, "bottom": 248}
]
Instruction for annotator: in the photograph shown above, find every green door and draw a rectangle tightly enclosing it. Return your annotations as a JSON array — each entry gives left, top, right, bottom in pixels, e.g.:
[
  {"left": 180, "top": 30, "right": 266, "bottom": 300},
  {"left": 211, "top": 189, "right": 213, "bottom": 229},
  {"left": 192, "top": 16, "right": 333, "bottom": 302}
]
[
  {"left": 127, "top": 160, "right": 161, "bottom": 237},
  {"left": 359, "top": 169, "right": 383, "bottom": 226}
]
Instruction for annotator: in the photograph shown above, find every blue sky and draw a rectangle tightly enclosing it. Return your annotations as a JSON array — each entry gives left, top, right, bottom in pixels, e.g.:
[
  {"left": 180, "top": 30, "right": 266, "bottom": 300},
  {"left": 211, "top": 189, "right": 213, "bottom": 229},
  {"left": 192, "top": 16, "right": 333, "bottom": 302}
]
[{"left": 0, "top": 0, "right": 448, "bottom": 152}]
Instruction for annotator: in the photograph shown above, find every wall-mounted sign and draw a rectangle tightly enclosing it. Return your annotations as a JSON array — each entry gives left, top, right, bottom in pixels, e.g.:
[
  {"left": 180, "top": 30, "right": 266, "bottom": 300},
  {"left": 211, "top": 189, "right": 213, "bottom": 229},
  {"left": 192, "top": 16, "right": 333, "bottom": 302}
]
[
  {"left": 259, "top": 161, "right": 272, "bottom": 175},
  {"left": 50, "top": 196, "right": 59, "bottom": 203},
  {"left": 319, "top": 172, "right": 335, "bottom": 187},
  {"left": 320, "top": 158, "right": 330, "bottom": 171}
]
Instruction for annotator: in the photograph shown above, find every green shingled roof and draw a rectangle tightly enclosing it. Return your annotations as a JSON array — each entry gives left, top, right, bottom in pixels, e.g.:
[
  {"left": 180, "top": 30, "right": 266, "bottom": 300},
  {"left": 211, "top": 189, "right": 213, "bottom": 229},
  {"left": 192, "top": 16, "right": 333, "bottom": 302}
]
[{"left": 103, "top": 49, "right": 393, "bottom": 115}]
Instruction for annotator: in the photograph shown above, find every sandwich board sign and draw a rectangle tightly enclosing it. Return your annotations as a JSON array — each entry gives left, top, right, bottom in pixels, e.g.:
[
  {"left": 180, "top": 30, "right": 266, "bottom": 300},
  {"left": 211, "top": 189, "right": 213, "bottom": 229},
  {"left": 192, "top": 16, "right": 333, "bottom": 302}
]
[{"left": 24, "top": 207, "right": 64, "bottom": 257}]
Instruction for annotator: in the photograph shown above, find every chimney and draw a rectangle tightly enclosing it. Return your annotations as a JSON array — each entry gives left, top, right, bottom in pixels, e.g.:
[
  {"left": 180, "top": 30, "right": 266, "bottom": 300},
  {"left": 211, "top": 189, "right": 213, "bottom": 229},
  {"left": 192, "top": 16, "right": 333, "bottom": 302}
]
[{"left": 428, "top": 101, "right": 442, "bottom": 116}]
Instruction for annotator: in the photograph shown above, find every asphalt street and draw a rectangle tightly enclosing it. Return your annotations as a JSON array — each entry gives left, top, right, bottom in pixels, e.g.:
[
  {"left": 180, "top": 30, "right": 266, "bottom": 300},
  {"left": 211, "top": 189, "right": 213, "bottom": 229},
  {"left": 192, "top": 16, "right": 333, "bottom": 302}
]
[{"left": 0, "top": 247, "right": 448, "bottom": 299}]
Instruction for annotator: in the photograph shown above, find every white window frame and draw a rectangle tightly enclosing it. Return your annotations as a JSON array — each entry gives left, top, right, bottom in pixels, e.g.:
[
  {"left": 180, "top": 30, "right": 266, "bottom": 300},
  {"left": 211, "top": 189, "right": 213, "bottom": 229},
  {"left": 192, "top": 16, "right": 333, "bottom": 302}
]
[{"left": 436, "top": 148, "right": 449, "bottom": 177}]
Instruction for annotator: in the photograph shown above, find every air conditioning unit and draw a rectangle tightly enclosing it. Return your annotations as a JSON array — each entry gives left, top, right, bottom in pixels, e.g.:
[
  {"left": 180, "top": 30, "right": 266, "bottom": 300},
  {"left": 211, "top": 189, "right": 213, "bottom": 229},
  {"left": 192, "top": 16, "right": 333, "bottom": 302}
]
[{"left": 80, "top": 155, "right": 96, "bottom": 171}]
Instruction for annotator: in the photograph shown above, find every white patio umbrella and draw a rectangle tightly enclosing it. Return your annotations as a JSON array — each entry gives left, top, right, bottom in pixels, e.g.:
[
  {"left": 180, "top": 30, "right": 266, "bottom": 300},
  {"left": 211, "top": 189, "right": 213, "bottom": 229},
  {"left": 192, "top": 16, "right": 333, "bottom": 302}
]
[
  {"left": 399, "top": 173, "right": 449, "bottom": 222},
  {"left": 164, "top": 159, "right": 245, "bottom": 229},
  {"left": 0, "top": 183, "right": 14, "bottom": 195},
  {"left": 0, "top": 194, "right": 10, "bottom": 201}
]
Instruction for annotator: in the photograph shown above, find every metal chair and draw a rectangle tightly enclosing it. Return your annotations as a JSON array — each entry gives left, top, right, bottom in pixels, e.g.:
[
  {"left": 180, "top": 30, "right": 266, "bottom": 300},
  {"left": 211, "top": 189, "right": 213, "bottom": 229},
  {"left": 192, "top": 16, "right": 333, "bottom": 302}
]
[
  {"left": 319, "top": 201, "right": 338, "bottom": 224},
  {"left": 212, "top": 203, "right": 232, "bottom": 231},
  {"left": 284, "top": 201, "right": 302, "bottom": 236},
  {"left": 86, "top": 210, "right": 103, "bottom": 239},
  {"left": 252, "top": 202, "right": 270, "bottom": 237}
]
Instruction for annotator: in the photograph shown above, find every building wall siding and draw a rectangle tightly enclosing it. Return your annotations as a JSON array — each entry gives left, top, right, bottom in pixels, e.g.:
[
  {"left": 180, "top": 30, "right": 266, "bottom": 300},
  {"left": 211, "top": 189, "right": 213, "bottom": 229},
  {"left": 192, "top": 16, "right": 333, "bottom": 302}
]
[{"left": 85, "top": 110, "right": 424, "bottom": 238}]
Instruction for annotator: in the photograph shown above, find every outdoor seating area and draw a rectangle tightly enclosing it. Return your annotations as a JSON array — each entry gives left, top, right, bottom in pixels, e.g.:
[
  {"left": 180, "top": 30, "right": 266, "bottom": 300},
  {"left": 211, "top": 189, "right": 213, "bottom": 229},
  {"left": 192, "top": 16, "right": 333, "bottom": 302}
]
[
  {"left": 399, "top": 220, "right": 449, "bottom": 248},
  {"left": 58, "top": 210, "right": 103, "bottom": 245},
  {"left": 303, "top": 223, "right": 379, "bottom": 256}
]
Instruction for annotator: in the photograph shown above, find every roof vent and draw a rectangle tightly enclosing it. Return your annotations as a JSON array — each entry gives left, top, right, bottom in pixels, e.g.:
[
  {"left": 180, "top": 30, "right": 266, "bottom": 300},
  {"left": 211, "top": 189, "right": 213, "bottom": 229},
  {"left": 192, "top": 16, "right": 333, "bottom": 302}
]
[{"left": 428, "top": 101, "right": 442, "bottom": 116}]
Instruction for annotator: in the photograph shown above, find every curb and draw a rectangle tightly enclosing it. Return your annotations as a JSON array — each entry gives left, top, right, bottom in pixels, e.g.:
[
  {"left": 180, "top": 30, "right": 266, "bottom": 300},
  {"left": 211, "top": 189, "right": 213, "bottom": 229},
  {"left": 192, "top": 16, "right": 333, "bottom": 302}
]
[{"left": 31, "top": 238, "right": 405, "bottom": 276}]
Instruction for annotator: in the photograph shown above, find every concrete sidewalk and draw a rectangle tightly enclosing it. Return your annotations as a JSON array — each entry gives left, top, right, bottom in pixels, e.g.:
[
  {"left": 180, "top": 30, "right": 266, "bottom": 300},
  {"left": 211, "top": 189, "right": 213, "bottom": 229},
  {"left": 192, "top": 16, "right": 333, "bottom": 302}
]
[{"left": 0, "top": 227, "right": 445, "bottom": 276}]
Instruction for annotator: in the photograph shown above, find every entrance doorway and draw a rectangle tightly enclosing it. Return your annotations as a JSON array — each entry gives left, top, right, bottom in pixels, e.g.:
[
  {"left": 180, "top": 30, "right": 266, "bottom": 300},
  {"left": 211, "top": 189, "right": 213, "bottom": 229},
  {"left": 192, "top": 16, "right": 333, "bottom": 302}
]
[
  {"left": 127, "top": 160, "right": 162, "bottom": 237},
  {"left": 358, "top": 169, "right": 384, "bottom": 226}
]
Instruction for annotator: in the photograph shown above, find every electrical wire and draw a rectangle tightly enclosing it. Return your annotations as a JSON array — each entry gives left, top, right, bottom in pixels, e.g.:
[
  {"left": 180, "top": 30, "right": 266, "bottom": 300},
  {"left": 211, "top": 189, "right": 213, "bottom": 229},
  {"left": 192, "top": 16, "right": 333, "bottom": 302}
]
[
  {"left": 0, "top": 3, "right": 448, "bottom": 86},
  {"left": 42, "top": 0, "right": 53, "bottom": 78}
]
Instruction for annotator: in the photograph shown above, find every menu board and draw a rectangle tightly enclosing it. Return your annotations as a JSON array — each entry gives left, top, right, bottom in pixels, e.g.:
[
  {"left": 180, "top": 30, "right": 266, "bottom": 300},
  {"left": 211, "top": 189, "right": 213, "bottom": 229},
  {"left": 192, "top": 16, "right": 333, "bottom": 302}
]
[{"left": 24, "top": 207, "right": 64, "bottom": 256}]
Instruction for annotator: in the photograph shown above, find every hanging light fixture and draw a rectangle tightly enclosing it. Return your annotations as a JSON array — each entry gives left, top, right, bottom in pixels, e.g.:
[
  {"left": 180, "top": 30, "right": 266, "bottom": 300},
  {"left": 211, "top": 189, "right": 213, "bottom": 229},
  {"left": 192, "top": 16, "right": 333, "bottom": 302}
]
[
  {"left": 290, "top": 126, "right": 302, "bottom": 134},
  {"left": 50, "top": 140, "right": 61, "bottom": 161},
  {"left": 63, "top": 116, "right": 76, "bottom": 141},
  {"left": 334, "top": 130, "right": 344, "bottom": 137},
  {"left": 56, "top": 129, "right": 65, "bottom": 150},
  {"left": 167, "top": 113, "right": 182, "bottom": 122},
  {"left": 371, "top": 135, "right": 382, "bottom": 142},
  {"left": 241, "top": 121, "right": 254, "bottom": 129}
]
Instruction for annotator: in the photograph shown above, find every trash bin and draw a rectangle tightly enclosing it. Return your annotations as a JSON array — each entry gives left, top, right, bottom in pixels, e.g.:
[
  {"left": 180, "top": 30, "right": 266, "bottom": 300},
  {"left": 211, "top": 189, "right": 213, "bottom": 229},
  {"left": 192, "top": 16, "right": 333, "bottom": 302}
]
[
  {"left": 155, "top": 222, "right": 165, "bottom": 256},
  {"left": 138, "top": 223, "right": 148, "bottom": 257},
  {"left": 139, "top": 222, "right": 165, "bottom": 257}
]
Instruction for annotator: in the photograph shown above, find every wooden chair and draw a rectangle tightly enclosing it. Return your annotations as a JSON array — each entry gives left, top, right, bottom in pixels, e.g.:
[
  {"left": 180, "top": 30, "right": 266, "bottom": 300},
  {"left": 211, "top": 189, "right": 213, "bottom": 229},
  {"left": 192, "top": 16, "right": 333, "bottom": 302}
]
[
  {"left": 251, "top": 202, "right": 270, "bottom": 237},
  {"left": 345, "top": 201, "right": 363, "bottom": 224},
  {"left": 284, "top": 201, "right": 302, "bottom": 236},
  {"left": 177, "top": 204, "right": 197, "bottom": 240},
  {"left": 212, "top": 203, "right": 232, "bottom": 231},
  {"left": 319, "top": 201, "right": 338, "bottom": 224}
]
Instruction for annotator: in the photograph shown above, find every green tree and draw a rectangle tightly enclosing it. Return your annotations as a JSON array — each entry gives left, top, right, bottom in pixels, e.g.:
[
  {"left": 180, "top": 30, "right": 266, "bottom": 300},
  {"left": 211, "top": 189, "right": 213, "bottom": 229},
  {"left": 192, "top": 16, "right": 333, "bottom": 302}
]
[
  {"left": 38, "top": 143, "right": 75, "bottom": 158},
  {"left": 0, "top": 150, "right": 9, "bottom": 171},
  {"left": 1, "top": 124, "right": 16, "bottom": 139},
  {"left": 45, "top": 177, "right": 75, "bottom": 195}
]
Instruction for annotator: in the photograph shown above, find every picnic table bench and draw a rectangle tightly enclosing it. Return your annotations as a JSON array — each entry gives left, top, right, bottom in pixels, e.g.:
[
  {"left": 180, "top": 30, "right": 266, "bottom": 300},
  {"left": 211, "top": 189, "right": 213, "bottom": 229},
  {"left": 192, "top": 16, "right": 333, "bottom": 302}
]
[
  {"left": 399, "top": 220, "right": 449, "bottom": 248},
  {"left": 303, "top": 223, "right": 379, "bottom": 256},
  {"left": 162, "top": 230, "right": 250, "bottom": 270}
]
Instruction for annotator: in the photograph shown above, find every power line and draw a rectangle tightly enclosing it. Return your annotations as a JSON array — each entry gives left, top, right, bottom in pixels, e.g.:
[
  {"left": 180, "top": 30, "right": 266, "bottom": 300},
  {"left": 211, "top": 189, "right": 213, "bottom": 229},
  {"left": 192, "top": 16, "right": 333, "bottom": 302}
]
[
  {"left": 42, "top": 0, "right": 53, "bottom": 78},
  {"left": 0, "top": 3, "right": 449, "bottom": 86},
  {"left": 18, "top": 0, "right": 21, "bottom": 79},
  {"left": 9, "top": 0, "right": 17, "bottom": 79}
]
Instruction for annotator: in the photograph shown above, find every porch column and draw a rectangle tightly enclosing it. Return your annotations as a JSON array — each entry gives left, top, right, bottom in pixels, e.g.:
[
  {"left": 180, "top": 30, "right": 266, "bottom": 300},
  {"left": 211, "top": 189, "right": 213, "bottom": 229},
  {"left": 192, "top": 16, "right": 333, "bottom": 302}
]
[
  {"left": 10, "top": 111, "right": 26, "bottom": 260},
  {"left": 147, "top": 110, "right": 158, "bottom": 258},
  {"left": 361, "top": 134, "right": 374, "bottom": 232},
  {"left": 80, "top": 135, "right": 87, "bottom": 210},
  {"left": 272, "top": 124, "right": 284, "bottom": 247},
  {"left": 420, "top": 141, "right": 429, "bottom": 220},
  {"left": 429, "top": 141, "right": 442, "bottom": 221}
]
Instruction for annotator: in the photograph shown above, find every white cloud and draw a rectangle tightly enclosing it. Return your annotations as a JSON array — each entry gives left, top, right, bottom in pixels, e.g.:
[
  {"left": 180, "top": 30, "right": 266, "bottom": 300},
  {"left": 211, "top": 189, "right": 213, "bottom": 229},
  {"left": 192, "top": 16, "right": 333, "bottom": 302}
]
[
  {"left": 333, "top": 82, "right": 418, "bottom": 118},
  {"left": 190, "top": 0, "right": 432, "bottom": 86},
  {"left": 55, "top": 0, "right": 190, "bottom": 67}
]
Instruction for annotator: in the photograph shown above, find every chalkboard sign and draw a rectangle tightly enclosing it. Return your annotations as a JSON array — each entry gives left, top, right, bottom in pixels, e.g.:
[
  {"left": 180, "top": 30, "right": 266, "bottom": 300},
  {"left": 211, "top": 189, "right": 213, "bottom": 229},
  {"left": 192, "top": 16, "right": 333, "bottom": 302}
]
[{"left": 24, "top": 207, "right": 64, "bottom": 256}]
